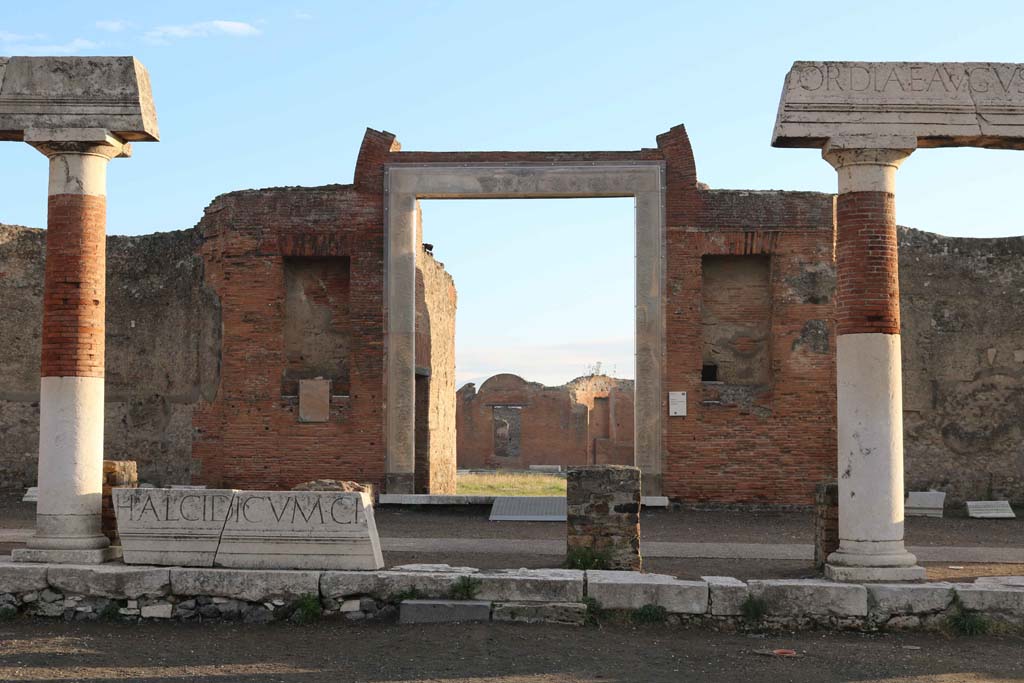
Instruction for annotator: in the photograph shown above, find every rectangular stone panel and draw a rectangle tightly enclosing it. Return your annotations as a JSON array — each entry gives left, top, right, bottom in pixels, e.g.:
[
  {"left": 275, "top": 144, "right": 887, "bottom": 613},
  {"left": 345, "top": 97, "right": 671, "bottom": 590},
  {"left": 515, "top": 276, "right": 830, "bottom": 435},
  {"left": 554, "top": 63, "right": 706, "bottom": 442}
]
[
  {"left": 217, "top": 491, "right": 384, "bottom": 570},
  {"left": 773, "top": 62, "right": 1024, "bottom": 149},
  {"left": 967, "top": 501, "right": 1016, "bottom": 519},
  {"left": 905, "top": 491, "right": 946, "bottom": 518},
  {"left": 114, "top": 488, "right": 384, "bottom": 570},
  {"left": 298, "top": 379, "right": 331, "bottom": 423},
  {"left": 114, "top": 488, "right": 229, "bottom": 567}
]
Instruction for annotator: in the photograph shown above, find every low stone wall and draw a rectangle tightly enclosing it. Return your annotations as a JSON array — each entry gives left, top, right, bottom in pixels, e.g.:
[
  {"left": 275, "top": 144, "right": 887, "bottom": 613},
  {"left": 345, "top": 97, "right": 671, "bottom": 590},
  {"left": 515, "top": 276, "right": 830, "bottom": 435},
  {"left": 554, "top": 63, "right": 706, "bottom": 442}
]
[
  {"left": 1, "top": 561, "right": 1021, "bottom": 633},
  {"left": 567, "top": 466, "right": 641, "bottom": 571}
]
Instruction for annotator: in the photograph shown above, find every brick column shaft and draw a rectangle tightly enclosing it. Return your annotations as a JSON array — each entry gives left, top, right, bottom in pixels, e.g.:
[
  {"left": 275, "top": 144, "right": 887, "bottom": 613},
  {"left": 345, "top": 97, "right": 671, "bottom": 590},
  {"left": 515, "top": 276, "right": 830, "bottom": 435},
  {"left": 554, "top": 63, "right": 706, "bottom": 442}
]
[
  {"left": 822, "top": 145, "right": 924, "bottom": 582},
  {"left": 16, "top": 138, "right": 126, "bottom": 564}
]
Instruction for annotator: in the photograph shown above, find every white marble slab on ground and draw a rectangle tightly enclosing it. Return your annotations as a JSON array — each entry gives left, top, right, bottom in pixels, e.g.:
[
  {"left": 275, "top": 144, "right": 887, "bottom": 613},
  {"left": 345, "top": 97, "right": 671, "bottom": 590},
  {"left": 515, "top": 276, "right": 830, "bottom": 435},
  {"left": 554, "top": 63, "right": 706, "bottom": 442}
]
[
  {"left": 905, "top": 491, "right": 945, "bottom": 518},
  {"left": 967, "top": 501, "right": 1016, "bottom": 519}
]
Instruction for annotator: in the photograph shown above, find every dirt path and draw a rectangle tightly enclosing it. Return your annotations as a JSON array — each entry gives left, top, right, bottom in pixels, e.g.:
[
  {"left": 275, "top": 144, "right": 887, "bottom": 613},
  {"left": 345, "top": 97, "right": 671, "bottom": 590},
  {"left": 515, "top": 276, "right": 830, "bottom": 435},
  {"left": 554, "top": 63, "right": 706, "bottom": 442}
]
[{"left": 0, "top": 619, "right": 1021, "bottom": 682}]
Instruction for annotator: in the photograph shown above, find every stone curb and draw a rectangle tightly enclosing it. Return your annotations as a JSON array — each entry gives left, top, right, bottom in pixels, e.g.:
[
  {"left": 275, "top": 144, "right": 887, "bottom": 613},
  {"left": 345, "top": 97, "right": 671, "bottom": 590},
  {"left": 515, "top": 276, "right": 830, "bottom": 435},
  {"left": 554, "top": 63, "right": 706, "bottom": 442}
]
[{"left": 0, "top": 560, "right": 1021, "bottom": 630}]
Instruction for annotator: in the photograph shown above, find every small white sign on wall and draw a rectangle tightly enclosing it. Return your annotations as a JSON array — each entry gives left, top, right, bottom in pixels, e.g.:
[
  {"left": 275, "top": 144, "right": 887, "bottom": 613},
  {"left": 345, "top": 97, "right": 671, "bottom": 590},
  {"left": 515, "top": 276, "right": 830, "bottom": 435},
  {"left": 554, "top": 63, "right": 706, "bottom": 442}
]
[{"left": 668, "top": 391, "right": 687, "bottom": 417}]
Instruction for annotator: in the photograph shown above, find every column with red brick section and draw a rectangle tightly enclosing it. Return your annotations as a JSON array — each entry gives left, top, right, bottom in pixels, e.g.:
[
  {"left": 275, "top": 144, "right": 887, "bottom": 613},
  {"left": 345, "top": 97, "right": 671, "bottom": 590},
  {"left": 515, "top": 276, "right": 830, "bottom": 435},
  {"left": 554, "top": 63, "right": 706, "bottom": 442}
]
[
  {"left": 14, "top": 135, "right": 128, "bottom": 564},
  {"left": 821, "top": 143, "right": 924, "bottom": 582}
]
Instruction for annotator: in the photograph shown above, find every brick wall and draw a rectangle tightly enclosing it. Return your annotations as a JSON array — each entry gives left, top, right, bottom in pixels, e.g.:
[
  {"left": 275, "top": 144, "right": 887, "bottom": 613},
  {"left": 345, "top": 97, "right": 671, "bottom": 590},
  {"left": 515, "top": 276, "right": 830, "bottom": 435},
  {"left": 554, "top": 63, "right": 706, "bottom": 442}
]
[
  {"left": 2, "top": 123, "right": 1021, "bottom": 504},
  {"left": 456, "top": 374, "right": 635, "bottom": 470},
  {"left": 661, "top": 125, "right": 839, "bottom": 504}
]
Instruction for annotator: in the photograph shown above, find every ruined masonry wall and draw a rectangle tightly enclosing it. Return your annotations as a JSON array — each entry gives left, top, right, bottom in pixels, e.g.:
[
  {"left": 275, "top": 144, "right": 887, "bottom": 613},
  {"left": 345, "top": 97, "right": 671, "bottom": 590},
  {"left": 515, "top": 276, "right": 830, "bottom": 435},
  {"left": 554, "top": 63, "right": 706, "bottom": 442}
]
[
  {"left": 415, "top": 248, "right": 457, "bottom": 494},
  {"left": 0, "top": 124, "right": 1021, "bottom": 503},
  {"left": 899, "top": 227, "right": 1024, "bottom": 503},
  {"left": 0, "top": 224, "right": 220, "bottom": 490}
]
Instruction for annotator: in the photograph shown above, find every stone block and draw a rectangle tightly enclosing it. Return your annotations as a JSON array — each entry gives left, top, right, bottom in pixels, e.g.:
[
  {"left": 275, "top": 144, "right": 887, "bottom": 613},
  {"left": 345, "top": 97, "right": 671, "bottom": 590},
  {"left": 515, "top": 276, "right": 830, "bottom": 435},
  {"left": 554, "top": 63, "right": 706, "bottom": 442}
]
[
  {"left": 867, "top": 583, "right": 954, "bottom": 615},
  {"left": 976, "top": 576, "right": 1024, "bottom": 588},
  {"left": 114, "top": 488, "right": 229, "bottom": 566},
  {"left": 339, "top": 598, "right": 361, "bottom": 613},
  {"left": 748, "top": 580, "right": 867, "bottom": 617},
  {"left": 587, "top": 571, "right": 708, "bottom": 614},
  {"left": 170, "top": 568, "right": 320, "bottom": 602},
  {"left": 115, "top": 488, "right": 384, "bottom": 570},
  {"left": 0, "top": 57, "right": 160, "bottom": 141},
  {"left": 493, "top": 602, "right": 587, "bottom": 625},
  {"left": 475, "top": 569, "right": 584, "bottom": 603},
  {"left": 319, "top": 571, "right": 385, "bottom": 599},
  {"left": 0, "top": 561, "right": 49, "bottom": 593},
  {"left": 954, "top": 585, "right": 1024, "bottom": 616},
  {"left": 321, "top": 570, "right": 462, "bottom": 601},
  {"left": 216, "top": 491, "right": 384, "bottom": 570},
  {"left": 399, "top": 599, "right": 491, "bottom": 624},
  {"left": 140, "top": 603, "right": 173, "bottom": 619},
  {"left": 298, "top": 379, "right": 331, "bottom": 423},
  {"left": 702, "top": 576, "right": 748, "bottom": 616},
  {"left": 567, "top": 466, "right": 642, "bottom": 571},
  {"left": 47, "top": 565, "right": 170, "bottom": 599},
  {"left": 390, "top": 564, "right": 478, "bottom": 574},
  {"left": 824, "top": 564, "right": 927, "bottom": 583},
  {"left": 11, "top": 547, "right": 122, "bottom": 565},
  {"left": 966, "top": 501, "right": 1016, "bottom": 519},
  {"left": 773, "top": 62, "right": 1024, "bottom": 149},
  {"left": 905, "top": 491, "right": 945, "bottom": 518}
]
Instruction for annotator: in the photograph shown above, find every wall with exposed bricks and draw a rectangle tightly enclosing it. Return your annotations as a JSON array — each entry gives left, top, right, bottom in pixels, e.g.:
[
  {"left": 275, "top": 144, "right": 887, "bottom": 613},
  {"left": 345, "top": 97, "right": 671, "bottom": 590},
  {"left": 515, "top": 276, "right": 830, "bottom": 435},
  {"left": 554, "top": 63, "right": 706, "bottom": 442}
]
[
  {"left": 456, "top": 374, "right": 635, "bottom": 470},
  {"left": 1, "top": 123, "right": 1021, "bottom": 503}
]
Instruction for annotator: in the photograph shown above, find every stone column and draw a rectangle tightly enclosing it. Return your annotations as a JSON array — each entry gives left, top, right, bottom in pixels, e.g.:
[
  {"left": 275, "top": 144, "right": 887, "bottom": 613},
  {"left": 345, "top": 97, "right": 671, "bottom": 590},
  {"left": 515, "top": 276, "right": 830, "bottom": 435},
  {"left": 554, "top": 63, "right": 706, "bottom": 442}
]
[
  {"left": 13, "top": 131, "right": 128, "bottom": 564},
  {"left": 821, "top": 141, "right": 924, "bottom": 582}
]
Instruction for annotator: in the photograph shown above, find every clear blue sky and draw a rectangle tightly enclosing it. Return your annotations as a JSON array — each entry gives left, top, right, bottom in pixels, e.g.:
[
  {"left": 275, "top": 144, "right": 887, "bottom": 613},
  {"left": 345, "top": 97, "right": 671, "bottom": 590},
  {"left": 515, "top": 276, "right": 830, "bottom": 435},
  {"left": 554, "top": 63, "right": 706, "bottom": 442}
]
[{"left": 2, "top": 2, "right": 1022, "bottom": 385}]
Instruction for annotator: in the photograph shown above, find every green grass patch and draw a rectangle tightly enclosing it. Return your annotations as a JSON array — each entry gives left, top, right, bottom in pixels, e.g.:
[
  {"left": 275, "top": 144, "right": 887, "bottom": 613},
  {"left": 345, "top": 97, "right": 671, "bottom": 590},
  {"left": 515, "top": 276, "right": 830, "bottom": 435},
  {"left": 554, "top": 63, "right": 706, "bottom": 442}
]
[
  {"left": 388, "top": 587, "right": 425, "bottom": 604},
  {"left": 631, "top": 604, "right": 668, "bottom": 624},
  {"left": 581, "top": 597, "right": 605, "bottom": 626},
  {"left": 740, "top": 594, "right": 768, "bottom": 622},
  {"left": 289, "top": 594, "right": 323, "bottom": 624},
  {"left": 566, "top": 546, "right": 612, "bottom": 571},
  {"left": 449, "top": 576, "right": 482, "bottom": 601},
  {"left": 947, "top": 595, "right": 991, "bottom": 636},
  {"left": 457, "top": 472, "right": 566, "bottom": 497}
]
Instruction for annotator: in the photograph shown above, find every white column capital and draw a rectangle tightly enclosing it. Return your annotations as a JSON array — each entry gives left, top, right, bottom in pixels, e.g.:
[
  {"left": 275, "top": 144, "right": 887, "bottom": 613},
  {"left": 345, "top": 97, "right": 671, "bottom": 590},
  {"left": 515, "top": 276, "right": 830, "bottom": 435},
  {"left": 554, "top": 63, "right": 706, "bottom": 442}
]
[{"left": 822, "top": 140, "right": 914, "bottom": 194}]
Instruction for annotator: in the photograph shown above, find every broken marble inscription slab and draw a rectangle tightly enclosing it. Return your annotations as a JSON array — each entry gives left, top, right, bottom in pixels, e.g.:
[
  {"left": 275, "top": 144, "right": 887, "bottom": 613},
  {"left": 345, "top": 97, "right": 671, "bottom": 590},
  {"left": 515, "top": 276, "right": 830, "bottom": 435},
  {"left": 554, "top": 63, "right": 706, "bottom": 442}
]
[{"left": 113, "top": 488, "right": 384, "bottom": 570}]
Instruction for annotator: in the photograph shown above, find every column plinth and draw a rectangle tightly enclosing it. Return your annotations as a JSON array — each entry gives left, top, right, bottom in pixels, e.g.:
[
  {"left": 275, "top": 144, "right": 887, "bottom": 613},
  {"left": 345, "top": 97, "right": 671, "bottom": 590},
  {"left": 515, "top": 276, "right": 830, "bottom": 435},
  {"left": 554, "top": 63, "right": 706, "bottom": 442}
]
[
  {"left": 13, "top": 135, "right": 128, "bottom": 565},
  {"left": 821, "top": 143, "right": 925, "bottom": 582}
]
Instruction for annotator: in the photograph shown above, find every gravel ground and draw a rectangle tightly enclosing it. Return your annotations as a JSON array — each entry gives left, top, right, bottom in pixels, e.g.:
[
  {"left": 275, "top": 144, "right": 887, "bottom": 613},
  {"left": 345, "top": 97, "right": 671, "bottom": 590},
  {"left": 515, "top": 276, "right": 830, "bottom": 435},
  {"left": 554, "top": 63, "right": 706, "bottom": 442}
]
[
  {"left": 3, "top": 495, "right": 1021, "bottom": 581},
  {"left": 373, "top": 505, "right": 1023, "bottom": 548},
  {"left": 3, "top": 495, "right": 1019, "bottom": 549},
  {"left": 0, "top": 619, "right": 1021, "bottom": 683}
]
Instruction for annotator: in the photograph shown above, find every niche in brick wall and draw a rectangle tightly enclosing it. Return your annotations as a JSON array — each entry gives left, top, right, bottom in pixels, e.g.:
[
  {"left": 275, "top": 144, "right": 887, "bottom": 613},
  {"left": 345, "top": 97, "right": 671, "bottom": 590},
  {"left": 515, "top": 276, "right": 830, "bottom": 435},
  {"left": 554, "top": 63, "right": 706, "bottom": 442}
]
[
  {"left": 700, "top": 255, "right": 772, "bottom": 387},
  {"left": 282, "top": 256, "right": 352, "bottom": 396},
  {"left": 492, "top": 405, "right": 523, "bottom": 460}
]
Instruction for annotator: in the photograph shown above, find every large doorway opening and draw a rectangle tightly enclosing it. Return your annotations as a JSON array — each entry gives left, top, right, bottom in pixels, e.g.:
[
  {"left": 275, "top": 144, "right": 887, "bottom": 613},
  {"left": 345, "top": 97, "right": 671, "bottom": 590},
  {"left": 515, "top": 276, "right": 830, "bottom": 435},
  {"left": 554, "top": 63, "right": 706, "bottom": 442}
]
[
  {"left": 419, "top": 197, "right": 635, "bottom": 496},
  {"left": 383, "top": 163, "right": 666, "bottom": 495}
]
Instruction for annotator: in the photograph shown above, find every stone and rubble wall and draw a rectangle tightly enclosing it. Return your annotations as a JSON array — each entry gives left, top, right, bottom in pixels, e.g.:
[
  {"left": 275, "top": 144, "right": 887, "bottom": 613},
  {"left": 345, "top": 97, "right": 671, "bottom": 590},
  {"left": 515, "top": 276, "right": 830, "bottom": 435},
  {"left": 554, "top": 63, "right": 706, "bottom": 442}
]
[
  {"left": 899, "top": 228, "right": 1024, "bottom": 504},
  {"left": 414, "top": 245, "right": 458, "bottom": 494},
  {"left": 0, "top": 224, "right": 220, "bottom": 490},
  {"left": 566, "top": 466, "right": 642, "bottom": 571},
  {"left": 0, "top": 562, "right": 1021, "bottom": 633}
]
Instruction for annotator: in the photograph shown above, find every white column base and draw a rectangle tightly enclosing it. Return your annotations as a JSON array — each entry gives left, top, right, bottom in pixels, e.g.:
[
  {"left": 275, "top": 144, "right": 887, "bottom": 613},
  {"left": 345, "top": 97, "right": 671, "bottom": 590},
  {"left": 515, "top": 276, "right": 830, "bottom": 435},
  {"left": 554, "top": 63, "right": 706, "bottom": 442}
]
[
  {"left": 26, "top": 376, "right": 110, "bottom": 554},
  {"left": 12, "top": 546, "right": 122, "bottom": 565},
  {"left": 825, "top": 563, "right": 926, "bottom": 582}
]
